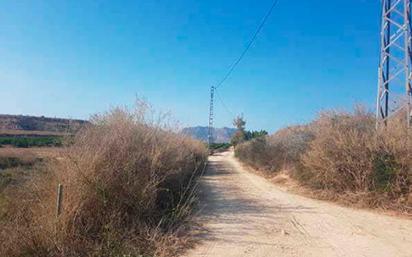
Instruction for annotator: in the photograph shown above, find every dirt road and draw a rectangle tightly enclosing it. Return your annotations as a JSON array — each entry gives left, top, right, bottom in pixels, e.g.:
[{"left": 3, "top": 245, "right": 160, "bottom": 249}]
[{"left": 184, "top": 151, "right": 412, "bottom": 257}]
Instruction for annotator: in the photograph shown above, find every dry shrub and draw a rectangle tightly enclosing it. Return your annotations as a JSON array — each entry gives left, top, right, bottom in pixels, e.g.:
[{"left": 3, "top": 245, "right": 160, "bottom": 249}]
[
  {"left": 298, "top": 107, "right": 376, "bottom": 191},
  {"left": 235, "top": 105, "right": 412, "bottom": 211},
  {"left": 375, "top": 118, "right": 411, "bottom": 199},
  {"left": 0, "top": 103, "right": 207, "bottom": 257},
  {"left": 298, "top": 107, "right": 411, "bottom": 210},
  {"left": 235, "top": 136, "right": 272, "bottom": 170},
  {"left": 235, "top": 125, "right": 313, "bottom": 172}
]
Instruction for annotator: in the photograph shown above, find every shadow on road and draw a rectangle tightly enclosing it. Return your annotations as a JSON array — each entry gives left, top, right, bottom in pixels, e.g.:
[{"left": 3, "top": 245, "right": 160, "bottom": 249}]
[{"left": 189, "top": 157, "right": 315, "bottom": 246}]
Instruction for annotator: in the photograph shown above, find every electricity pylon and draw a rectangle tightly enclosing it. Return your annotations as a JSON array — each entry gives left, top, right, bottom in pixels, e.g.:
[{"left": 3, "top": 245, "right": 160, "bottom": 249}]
[
  {"left": 377, "top": 0, "right": 412, "bottom": 127},
  {"left": 208, "top": 86, "right": 215, "bottom": 147}
]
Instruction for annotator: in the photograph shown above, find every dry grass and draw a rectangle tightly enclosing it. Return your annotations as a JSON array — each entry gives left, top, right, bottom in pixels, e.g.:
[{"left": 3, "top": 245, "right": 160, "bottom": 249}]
[
  {"left": 0, "top": 103, "right": 207, "bottom": 257},
  {"left": 0, "top": 147, "right": 53, "bottom": 225},
  {"left": 0, "top": 147, "right": 62, "bottom": 170},
  {"left": 298, "top": 107, "right": 376, "bottom": 191},
  {"left": 300, "top": 108, "right": 411, "bottom": 210},
  {"left": 0, "top": 146, "right": 62, "bottom": 160},
  {"left": 235, "top": 106, "right": 412, "bottom": 213},
  {"left": 235, "top": 125, "right": 313, "bottom": 172}
]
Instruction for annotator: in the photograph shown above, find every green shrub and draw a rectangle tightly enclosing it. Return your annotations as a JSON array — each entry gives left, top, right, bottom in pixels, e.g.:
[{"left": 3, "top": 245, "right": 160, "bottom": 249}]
[
  {"left": 372, "top": 152, "right": 397, "bottom": 192},
  {"left": 0, "top": 136, "right": 63, "bottom": 148},
  {"left": 209, "top": 143, "right": 231, "bottom": 151}
]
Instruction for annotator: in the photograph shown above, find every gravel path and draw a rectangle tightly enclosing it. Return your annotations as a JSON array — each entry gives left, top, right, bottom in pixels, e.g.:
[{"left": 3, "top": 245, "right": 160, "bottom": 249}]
[{"left": 184, "top": 151, "right": 412, "bottom": 257}]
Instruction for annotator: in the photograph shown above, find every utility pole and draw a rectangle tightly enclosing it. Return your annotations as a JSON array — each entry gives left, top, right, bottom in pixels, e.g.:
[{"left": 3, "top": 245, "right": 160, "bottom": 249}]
[
  {"left": 377, "top": 0, "right": 412, "bottom": 127},
  {"left": 208, "top": 86, "right": 215, "bottom": 147}
]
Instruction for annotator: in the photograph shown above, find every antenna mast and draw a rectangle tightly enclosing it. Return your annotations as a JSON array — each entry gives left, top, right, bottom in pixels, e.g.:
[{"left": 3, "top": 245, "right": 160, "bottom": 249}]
[
  {"left": 377, "top": 0, "right": 412, "bottom": 127},
  {"left": 208, "top": 86, "right": 215, "bottom": 147}
]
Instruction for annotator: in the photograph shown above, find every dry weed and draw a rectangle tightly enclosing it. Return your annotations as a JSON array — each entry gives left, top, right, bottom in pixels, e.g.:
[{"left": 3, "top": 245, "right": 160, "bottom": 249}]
[
  {"left": 235, "top": 105, "right": 412, "bottom": 212},
  {"left": 0, "top": 102, "right": 207, "bottom": 257}
]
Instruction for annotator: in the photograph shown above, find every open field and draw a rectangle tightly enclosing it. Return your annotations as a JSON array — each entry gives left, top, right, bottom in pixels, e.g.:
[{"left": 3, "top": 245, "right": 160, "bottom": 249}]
[
  {"left": 0, "top": 136, "right": 63, "bottom": 148},
  {"left": 0, "top": 130, "right": 67, "bottom": 148},
  {"left": 0, "top": 146, "right": 60, "bottom": 221},
  {"left": 0, "top": 129, "right": 69, "bottom": 136},
  {"left": 0, "top": 114, "right": 87, "bottom": 148},
  {"left": 0, "top": 148, "right": 64, "bottom": 218},
  {"left": 0, "top": 146, "right": 63, "bottom": 163}
]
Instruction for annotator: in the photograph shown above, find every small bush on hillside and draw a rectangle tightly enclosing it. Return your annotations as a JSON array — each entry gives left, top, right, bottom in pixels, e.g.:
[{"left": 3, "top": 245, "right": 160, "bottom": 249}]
[{"left": 0, "top": 103, "right": 207, "bottom": 257}]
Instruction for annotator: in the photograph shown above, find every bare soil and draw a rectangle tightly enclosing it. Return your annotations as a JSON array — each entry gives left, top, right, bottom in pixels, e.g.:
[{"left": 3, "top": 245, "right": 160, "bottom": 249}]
[{"left": 184, "top": 151, "right": 412, "bottom": 257}]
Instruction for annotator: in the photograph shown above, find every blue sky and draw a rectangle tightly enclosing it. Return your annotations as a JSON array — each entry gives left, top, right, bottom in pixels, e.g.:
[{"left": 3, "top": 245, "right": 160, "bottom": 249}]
[{"left": 1, "top": 0, "right": 379, "bottom": 132}]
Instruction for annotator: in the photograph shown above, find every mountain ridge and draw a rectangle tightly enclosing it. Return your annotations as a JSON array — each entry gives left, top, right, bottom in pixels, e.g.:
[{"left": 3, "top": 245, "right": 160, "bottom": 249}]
[{"left": 0, "top": 114, "right": 88, "bottom": 133}]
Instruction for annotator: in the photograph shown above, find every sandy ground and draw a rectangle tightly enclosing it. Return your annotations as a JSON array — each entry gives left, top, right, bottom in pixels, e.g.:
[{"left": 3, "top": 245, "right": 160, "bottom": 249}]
[{"left": 184, "top": 151, "right": 412, "bottom": 257}]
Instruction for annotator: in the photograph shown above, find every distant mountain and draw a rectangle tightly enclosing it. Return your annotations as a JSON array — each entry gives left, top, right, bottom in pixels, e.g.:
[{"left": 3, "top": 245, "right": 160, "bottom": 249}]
[
  {"left": 182, "top": 126, "right": 236, "bottom": 143},
  {"left": 0, "top": 114, "right": 88, "bottom": 134}
]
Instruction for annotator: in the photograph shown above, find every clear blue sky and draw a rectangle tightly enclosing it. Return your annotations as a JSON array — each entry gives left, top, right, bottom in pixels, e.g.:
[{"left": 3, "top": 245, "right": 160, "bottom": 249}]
[{"left": 1, "top": 0, "right": 379, "bottom": 132}]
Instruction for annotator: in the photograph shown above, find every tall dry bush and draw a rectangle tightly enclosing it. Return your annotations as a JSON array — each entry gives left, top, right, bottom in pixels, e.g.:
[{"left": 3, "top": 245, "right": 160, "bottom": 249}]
[
  {"left": 300, "top": 107, "right": 411, "bottom": 208},
  {"left": 299, "top": 108, "right": 376, "bottom": 191},
  {"left": 0, "top": 103, "right": 207, "bottom": 257},
  {"left": 235, "top": 136, "right": 273, "bottom": 170},
  {"left": 235, "top": 105, "right": 412, "bottom": 211},
  {"left": 235, "top": 126, "right": 313, "bottom": 172}
]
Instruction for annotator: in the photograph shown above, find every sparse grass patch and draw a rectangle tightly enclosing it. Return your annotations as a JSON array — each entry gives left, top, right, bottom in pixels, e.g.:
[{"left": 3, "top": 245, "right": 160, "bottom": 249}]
[
  {"left": 0, "top": 164, "right": 44, "bottom": 222},
  {"left": 0, "top": 156, "right": 42, "bottom": 169}
]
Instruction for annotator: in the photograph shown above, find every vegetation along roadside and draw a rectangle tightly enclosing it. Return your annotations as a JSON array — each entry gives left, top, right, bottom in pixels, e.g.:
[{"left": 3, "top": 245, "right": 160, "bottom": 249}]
[
  {"left": 234, "top": 106, "right": 412, "bottom": 215},
  {"left": 0, "top": 102, "right": 208, "bottom": 257}
]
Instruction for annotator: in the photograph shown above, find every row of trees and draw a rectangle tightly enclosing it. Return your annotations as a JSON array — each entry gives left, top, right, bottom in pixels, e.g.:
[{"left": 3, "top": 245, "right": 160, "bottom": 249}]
[{"left": 230, "top": 115, "right": 268, "bottom": 145}]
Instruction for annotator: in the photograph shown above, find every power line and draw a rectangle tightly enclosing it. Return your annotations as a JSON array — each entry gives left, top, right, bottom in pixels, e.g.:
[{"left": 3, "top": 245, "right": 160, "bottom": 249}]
[
  {"left": 208, "top": 0, "right": 279, "bottom": 146},
  {"left": 214, "top": 0, "right": 280, "bottom": 89},
  {"left": 215, "top": 90, "right": 235, "bottom": 117}
]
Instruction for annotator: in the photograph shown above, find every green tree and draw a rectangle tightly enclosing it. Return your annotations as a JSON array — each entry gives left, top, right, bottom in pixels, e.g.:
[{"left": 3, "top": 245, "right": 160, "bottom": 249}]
[
  {"left": 233, "top": 115, "right": 246, "bottom": 131},
  {"left": 245, "top": 130, "right": 268, "bottom": 140},
  {"left": 231, "top": 115, "right": 269, "bottom": 146},
  {"left": 231, "top": 115, "right": 247, "bottom": 146}
]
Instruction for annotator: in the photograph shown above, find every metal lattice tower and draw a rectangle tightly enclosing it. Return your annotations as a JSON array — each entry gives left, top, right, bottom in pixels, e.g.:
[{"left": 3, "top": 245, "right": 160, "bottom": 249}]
[
  {"left": 377, "top": 0, "right": 412, "bottom": 127},
  {"left": 208, "top": 86, "right": 215, "bottom": 147}
]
